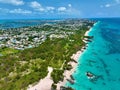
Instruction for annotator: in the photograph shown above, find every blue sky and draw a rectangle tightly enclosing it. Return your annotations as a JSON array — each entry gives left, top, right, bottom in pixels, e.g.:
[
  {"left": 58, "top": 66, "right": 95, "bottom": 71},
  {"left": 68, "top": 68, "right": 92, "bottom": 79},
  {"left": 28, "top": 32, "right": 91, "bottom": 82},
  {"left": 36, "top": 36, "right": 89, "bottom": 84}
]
[{"left": 0, "top": 0, "right": 120, "bottom": 19}]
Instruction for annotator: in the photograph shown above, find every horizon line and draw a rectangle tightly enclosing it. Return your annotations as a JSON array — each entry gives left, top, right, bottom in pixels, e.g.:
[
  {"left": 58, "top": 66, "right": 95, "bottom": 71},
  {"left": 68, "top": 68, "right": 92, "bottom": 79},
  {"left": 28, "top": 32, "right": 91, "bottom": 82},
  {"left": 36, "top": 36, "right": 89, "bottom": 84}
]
[{"left": 0, "top": 17, "right": 120, "bottom": 20}]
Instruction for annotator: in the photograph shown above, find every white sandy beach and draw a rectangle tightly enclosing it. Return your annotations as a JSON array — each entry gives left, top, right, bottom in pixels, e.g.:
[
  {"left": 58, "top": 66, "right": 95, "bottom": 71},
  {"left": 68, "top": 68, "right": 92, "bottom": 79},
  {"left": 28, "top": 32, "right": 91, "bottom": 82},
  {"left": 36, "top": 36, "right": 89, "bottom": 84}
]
[{"left": 85, "top": 30, "right": 89, "bottom": 36}]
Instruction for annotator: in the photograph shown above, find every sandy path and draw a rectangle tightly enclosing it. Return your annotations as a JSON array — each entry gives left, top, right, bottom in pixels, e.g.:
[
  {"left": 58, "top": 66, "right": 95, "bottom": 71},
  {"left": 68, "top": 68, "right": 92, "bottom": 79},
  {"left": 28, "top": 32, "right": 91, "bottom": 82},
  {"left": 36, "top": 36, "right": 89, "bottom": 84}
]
[{"left": 27, "top": 67, "right": 53, "bottom": 90}]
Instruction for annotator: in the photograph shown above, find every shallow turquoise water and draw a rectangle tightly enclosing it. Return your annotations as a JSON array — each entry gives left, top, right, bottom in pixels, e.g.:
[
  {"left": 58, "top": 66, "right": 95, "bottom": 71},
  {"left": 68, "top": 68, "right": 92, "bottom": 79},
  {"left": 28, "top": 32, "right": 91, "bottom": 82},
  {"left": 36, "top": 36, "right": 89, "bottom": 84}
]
[{"left": 66, "top": 19, "right": 120, "bottom": 90}]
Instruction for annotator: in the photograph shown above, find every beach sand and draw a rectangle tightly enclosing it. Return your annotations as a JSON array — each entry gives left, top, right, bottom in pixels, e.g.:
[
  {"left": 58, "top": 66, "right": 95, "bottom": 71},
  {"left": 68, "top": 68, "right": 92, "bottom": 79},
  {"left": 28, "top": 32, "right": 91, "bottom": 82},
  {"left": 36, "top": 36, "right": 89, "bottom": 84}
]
[
  {"left": 27, "top": 67, "right": 53, "bottom": 90},
  {"left": 84, "top": 30, "right": 89, "bottom": 36}
]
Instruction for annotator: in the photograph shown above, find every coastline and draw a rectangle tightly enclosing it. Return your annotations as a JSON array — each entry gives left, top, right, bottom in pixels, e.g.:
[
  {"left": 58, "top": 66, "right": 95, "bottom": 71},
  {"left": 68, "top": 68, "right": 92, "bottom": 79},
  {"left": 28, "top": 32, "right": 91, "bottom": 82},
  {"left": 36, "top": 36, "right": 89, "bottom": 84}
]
[
  {"left": 56, "top": 50, "right": 83, "bottom": 89},
  {"left": 56, "top": 28, "right": 92, "bottom": 89},
  {"left": 27, "top": 26, "right": 93, "bottom": 90},
  {"left": 27, "top": 29, "right": 91, "bottom": 90}
]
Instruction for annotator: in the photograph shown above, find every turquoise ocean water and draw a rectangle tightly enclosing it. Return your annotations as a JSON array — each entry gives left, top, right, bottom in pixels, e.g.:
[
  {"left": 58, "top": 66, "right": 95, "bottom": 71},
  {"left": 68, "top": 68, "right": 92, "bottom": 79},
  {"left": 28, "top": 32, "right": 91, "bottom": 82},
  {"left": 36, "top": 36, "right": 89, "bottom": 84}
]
[{"left": 66, "top": 18, "right": 120, "bottom": 90}]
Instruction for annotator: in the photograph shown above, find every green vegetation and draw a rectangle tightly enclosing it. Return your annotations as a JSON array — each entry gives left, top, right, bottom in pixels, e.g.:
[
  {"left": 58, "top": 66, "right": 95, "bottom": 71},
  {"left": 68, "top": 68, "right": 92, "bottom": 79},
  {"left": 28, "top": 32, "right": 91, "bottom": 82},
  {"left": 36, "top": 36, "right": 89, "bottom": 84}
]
[
  {"left": 0, "top": 20, "right": 94, "bottom": 90},
  {"left": 51, "top": 83, "right": 57, "bottom": 90},
  {"left": 0, "top": 47, "right": 19, "bottom": 56},
  {"left": 51, "top": 69, "right": 64, "bottom": 83}
]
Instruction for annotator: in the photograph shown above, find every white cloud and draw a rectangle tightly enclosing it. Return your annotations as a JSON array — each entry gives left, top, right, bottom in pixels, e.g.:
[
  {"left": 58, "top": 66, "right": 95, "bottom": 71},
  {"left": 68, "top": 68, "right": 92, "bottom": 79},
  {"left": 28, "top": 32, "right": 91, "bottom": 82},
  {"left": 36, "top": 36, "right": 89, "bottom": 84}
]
[
  {"left": 101, "top": 0, "right": 120, "bottom": 8},
  {"left": 100, "top": 3, "right": 112, "bottom": 8},
  {"left": 30, "top": 1, "right": 42, "bottom": 8},
  {"left": 68, "top": 4, "right": 72, "bottom": 7},
  {"left": 29, "top": 1, "right": 80, "bottom": 16},
  {"left": 9, "top": 8, "right": 32, "bottom": 14},
  {"left": 57, "top": 6, "right": 81, "bottom": 16},
  {"left": 0, "top": 0, "right": 24, "bottom": 5},
  {"left": 105, "top": 4, "right": 111, "bottom": 7},
  {"left": 30, "top": 1, "right": 55, "bottom": 12},
  {"left": 30, "top": 1, "right": 44, "bottom": 11},
  {"left": 58, "top": 7, "right": 66, "bottom": 12}
]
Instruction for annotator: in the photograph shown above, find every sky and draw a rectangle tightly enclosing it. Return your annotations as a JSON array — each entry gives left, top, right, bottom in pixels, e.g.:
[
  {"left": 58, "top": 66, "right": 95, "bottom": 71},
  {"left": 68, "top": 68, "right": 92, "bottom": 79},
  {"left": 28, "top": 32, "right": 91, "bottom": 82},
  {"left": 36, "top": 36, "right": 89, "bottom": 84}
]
[{"left": 0, "top": 0, "right": 120, "bottom": 19}]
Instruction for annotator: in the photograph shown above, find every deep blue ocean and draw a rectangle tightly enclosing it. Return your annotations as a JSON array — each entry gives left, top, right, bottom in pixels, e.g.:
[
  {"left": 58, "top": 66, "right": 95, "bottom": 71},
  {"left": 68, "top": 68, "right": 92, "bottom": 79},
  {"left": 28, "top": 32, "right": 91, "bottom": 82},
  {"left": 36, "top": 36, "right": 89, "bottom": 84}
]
[
  {"left": 0, "top": 19, "right": 59, "bottom": 29},
  {"left": 66, "top": 18, "right": 120, "bottom": 90}
]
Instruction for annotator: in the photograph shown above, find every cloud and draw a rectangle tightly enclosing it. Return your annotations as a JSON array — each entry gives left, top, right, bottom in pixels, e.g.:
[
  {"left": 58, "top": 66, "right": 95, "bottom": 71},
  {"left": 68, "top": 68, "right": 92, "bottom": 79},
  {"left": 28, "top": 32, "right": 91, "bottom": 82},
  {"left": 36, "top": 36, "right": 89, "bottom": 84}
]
[
  {"left": 0, "top": 7, "right": 32, "bottom": 15},
  {"left": 115, "top": 0, "right": 120, "bottom": 3},
  {"left": 58, "top": 7, "right": 66, "bottom": 12},
  {"left": 0, "top": 0, "right": 24, "bottom": 5},
  {"left": 30, "top": 1, "right": 55, "bottom": 12},
  {"left": 100, "top": 3, "right": 113, "bottom": 8},
  {"left": 105, "top": 4, "right": 111, "bottom": 7},
  {"left": 29, "top": 1, "right": 80, "bottom": 16},
  {"left": 30, "top": 1, "right": 42, "bottom": 9},
  {"left": 9, "top": 8, "right": 32, "bottom": 14},
  {"left": 68, "top": 4, "right": 72, "bottom": 7},
  {"left": 101, "top": 0, "right": 120, "bottom": 8},
  {"left": 100, "top": 3, "right": 112, "bottom": 8},
  {"left": 57, "top": 6, "right": 81, "bottom": 16},
  {"left": 30, "top": 1, "right": 44, "bottom": 11}
]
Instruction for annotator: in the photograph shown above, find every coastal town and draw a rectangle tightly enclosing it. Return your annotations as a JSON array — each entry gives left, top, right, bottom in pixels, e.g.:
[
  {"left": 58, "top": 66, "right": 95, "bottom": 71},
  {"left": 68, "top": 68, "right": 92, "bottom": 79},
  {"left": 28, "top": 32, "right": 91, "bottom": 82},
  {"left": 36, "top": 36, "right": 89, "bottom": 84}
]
[{"left": 0, "top": 19, "right": 94, "bottom": 50}]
